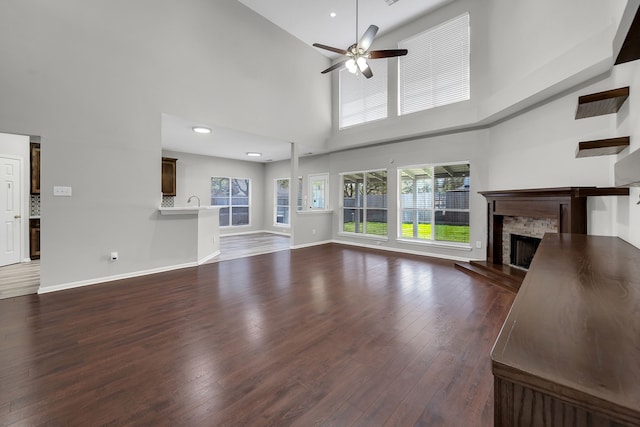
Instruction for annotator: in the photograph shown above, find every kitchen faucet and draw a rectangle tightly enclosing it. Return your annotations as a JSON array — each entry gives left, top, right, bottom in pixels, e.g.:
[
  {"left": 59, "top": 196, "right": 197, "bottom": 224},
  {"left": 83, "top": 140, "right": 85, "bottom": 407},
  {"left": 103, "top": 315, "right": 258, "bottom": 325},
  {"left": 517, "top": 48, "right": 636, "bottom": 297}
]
[{"left": 187, "top": 195, "right": 201, "bottom": 207}]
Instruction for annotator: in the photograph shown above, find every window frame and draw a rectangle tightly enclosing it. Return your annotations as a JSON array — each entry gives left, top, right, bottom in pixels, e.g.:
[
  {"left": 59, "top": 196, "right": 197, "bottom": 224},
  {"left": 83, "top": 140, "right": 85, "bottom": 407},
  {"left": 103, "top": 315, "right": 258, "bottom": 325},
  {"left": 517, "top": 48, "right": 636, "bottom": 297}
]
[
  {"left": 398, "top": 12, "right": 470, "bottom": 116},
  {"left": 397, "top": 162, "right": 470, "bottom": 246},
  {"left": 308, "top": 173, "right": 329, "bottom": 210},
  {"left": 274, "top": 178, "right": 290, "bottom": 227},
  {"left": 339, "top": 59, "right": 389, "bottom": 129},
  {"left": 340, "top": 169, "right": 388, "bottom": 238},
  {"left": 211, "top": 176, "right": 251, "bottom": 228}
]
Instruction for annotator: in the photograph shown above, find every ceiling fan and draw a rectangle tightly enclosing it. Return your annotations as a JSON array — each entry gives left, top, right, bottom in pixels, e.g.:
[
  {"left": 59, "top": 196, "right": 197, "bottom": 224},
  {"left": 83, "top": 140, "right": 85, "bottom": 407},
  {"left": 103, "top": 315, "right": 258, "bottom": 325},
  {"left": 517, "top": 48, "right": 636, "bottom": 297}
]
[{"left": 313, "top": 0, "right": 408, "bottom": 79}]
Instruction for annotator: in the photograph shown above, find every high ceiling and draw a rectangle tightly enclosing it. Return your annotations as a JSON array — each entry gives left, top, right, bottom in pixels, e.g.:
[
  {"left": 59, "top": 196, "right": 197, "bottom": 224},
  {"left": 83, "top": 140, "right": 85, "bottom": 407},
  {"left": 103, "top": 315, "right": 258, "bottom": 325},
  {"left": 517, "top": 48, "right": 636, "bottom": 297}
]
[
  {"left": 162, "top": 0, "right": 454, "bottom": 162},
  {"left": 237, "top": 0, "right": 454, "bottom": 58}
]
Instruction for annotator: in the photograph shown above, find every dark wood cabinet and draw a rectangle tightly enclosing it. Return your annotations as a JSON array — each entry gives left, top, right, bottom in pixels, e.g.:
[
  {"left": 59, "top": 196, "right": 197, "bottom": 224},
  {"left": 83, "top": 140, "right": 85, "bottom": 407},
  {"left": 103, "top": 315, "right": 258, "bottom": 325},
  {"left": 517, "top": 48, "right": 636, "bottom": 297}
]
[
  {"left": 30, "top": 143, "right": 40, "bottom": 194},
  {"left": 492, "top": 234, "right": 640, "bottom": 426},
  {"left": 161, "top": 157, "right": 177, "bottom": 196},
  {"left": 30, "top": 219, "right": 40, "bottom": 260}
]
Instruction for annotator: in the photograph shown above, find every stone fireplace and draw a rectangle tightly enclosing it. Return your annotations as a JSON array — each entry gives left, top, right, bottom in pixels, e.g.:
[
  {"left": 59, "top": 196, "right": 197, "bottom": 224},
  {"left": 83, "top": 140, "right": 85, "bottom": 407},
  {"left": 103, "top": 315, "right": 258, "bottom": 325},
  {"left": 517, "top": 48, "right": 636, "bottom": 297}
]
[
  {"left": 453, "top": 187, "right": 627, "bottom": 290},
  {"left": 502, "top": 216, "right": 557, "bottom": 270},
  {"left": 479, "top": 187, "right": 627, "bottom": 268}
]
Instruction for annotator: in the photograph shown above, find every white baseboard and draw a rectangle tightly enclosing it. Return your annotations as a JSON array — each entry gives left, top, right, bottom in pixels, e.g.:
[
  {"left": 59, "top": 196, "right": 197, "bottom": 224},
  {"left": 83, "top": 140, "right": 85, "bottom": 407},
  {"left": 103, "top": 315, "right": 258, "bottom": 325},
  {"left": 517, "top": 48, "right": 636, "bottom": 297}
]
[
  {"left": 222, "top": 229, "right": 291, "bottom": 237},
  {"left": 37, "top": 261, "right": 198, "bottom": 295},
  {"left": 291, "top": 240, "right": 333, "bottom": 249},
  {"left": 198, "top": 250, "right": 221, "bottom": 265},
  {"left": 331, "top": 239, "right": 473, "bottom": 263}
]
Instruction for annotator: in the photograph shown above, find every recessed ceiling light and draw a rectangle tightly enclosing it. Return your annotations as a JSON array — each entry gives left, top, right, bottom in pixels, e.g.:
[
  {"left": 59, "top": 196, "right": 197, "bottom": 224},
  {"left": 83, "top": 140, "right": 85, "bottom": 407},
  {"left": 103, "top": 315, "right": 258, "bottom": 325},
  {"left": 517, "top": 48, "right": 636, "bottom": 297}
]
[
  {"left": 330, "top": 12, "right": 336, "bottom": 18},
  {"left": 192, "top": 126, "right": 212, "bottom": 134},
  {"left": 246, "top": 152, "right": 262, "bottom": 157}
]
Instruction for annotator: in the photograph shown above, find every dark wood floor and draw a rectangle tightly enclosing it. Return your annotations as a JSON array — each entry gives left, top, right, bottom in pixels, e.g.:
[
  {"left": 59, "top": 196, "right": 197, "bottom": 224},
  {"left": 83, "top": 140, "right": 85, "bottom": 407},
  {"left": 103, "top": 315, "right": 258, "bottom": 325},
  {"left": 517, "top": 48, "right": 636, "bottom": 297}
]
[{"left": 0, "top": 244, "right": 515, "bottom": 426}]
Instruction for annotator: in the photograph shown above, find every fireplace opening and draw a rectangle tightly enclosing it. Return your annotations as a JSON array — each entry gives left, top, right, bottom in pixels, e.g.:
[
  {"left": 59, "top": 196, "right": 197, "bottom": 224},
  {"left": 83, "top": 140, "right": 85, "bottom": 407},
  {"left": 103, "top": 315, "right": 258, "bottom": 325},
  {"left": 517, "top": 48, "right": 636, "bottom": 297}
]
[{"left": 510, "top": 234, "right": 542, "bottom": 270}]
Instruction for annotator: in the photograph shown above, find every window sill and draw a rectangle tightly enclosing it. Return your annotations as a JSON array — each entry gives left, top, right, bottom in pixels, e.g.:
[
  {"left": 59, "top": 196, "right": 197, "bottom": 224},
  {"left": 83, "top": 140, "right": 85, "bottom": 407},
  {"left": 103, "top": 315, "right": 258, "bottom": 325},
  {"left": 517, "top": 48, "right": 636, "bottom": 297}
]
[
  {"left": 298, "top": 209, "right": 333, "bottom": 215},
  {"left": 338, "top": 232, "right": 389, "bottom": 242},
  {"left": 397, "top": 238, "right": 472, "bottom": 251}
]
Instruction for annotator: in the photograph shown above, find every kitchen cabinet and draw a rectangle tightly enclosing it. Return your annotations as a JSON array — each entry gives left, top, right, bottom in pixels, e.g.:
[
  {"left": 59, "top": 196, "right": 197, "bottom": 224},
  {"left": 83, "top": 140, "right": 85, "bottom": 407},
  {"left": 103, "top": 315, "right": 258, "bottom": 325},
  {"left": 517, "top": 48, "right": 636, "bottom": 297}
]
[
  {"left": 161, "top": 157, "right": 177, "bottom": 196},
  {"left": 30, "top": 219, "right": 40, "bottom": 260},
  {"left": 31, "top": 143, "right": 40, "bottom": 194}
]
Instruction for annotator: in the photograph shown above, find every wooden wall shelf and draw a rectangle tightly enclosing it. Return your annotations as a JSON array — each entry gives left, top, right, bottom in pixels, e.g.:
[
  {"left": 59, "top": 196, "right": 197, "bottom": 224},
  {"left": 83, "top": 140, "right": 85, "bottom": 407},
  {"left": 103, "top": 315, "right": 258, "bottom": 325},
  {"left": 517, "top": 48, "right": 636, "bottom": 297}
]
[
  {"left": 575, "top": 136, "right": 630, "bottom": 157},
  {"left": 575, "top": 86, "right": 629, "bottom": 119}
]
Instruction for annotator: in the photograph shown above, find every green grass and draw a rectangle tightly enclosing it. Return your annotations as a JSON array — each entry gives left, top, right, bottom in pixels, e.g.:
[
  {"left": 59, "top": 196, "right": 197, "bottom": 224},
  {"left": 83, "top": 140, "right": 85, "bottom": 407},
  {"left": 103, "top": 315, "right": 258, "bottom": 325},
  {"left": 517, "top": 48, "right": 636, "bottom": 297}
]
[
  {"left": 401, "top": 223, "right": 469, "bottom": 243},
  {"left": 343, "top": 222, "right": 469, "bottom": 243},
  {"left": 342, "top": 222, "right": 387, "bottom": 236}
]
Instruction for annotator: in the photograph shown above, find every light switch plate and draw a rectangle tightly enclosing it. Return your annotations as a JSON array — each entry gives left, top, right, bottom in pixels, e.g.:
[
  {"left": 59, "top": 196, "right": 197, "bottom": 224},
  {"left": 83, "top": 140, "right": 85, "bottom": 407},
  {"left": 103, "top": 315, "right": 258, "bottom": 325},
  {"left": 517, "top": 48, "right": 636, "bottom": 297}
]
[{"left": 53, "top": 186, "right": 72, "bottom": 197}]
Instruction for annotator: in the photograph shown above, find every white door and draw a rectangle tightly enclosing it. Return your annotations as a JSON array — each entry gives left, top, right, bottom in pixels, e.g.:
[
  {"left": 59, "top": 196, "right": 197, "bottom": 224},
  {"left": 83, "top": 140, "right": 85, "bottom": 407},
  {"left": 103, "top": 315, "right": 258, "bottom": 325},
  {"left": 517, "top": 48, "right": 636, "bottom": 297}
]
[{"left": 0, "top": 157, "right": 21, "bottom": 267}]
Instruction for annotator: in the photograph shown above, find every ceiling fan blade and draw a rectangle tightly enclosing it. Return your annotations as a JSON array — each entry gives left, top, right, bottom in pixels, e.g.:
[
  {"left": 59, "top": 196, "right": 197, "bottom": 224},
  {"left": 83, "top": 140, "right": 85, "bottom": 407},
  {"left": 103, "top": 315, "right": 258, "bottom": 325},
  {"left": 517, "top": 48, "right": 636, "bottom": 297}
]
[
  {"left": 368, "top": 49, "right": 408, "bottom": 59},
  {"left": 321, "top": 59, "right": 348, "bottom": 74},
  {"left": 313, "top": 43, "right": 348, "bottom": 55},
  {"left": 358, "top": 25, "right": 379, "bottom": 51},
  {"left": 362, "top": 66, "right": 373, "bottom": 79}
]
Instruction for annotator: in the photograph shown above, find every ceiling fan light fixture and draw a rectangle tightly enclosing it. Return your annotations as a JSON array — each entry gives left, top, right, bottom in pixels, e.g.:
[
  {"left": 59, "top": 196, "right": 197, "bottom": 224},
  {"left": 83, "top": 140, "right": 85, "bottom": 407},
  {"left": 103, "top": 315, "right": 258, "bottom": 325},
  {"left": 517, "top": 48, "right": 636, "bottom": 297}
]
[
  {"left": 313, "top": 0, "right": 407, "bottom": 79},
  {"left": 345, "top": 58, "right": 357, "bottom": 74},
  {"left": 356, "top": 56, "right": 369, "bottom": 71}
]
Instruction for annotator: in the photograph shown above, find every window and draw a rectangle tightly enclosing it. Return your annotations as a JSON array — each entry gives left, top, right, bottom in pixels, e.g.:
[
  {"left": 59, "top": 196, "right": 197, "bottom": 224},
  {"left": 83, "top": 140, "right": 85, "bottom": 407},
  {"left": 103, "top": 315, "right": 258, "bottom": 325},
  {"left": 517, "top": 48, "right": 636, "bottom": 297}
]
[
  {"left": 339, "top": 59, "right": 388, "bottom": 128},
  {"left": 309, "top": 173, "right": 329, "bottom": 210},
  {"left": 211, "top": 177, "right": 250, "bottom": 226},
  {"left": 275, "top": 178, "right": 289, "bottom": 226},
  {"left": 341, "top": 170, "right": 387, "bottom": 236},
  {"left": 399, "top": 163, "right": 470, "bottom": 244},
  {"left": 398, "top": 13, "right": 470, "bottom": 115}
]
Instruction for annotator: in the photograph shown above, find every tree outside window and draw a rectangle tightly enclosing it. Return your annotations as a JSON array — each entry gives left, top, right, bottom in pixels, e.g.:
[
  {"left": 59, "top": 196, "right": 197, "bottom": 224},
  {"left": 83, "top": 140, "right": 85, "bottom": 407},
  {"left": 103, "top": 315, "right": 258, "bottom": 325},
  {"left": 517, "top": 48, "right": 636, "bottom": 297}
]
[{"left": 211, "top": 177, "right": 250, "bottom": 226}]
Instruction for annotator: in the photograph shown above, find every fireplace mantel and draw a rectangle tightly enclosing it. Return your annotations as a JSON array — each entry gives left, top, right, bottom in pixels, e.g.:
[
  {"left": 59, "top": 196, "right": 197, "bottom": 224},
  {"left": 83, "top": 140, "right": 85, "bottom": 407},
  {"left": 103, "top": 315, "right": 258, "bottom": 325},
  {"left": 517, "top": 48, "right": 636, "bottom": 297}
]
[{"left": 480, "top": 187, "right": 628, "bottom": 265}]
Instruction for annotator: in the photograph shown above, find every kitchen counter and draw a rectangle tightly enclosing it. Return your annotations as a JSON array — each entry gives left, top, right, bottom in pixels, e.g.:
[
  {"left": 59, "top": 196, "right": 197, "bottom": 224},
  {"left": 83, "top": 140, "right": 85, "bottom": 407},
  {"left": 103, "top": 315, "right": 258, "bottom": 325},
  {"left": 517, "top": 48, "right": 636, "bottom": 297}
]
[
  {"left": 157, "top": 206, "right": 220, "bottom": 264},
  {"left": 159, "top": 206, "right": 219, "bottom": 215}
]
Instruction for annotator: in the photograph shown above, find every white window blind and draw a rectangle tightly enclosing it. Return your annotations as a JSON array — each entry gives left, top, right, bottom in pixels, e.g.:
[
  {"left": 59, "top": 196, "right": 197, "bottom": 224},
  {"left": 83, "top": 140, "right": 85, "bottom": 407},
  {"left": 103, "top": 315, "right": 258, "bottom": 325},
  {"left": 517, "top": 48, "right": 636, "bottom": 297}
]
[
  {"left": 399, "top": 13, "right": 470, "bottom": 115},
  {"left": 339, "top": 59, "right": 388, "bottom": 128}
]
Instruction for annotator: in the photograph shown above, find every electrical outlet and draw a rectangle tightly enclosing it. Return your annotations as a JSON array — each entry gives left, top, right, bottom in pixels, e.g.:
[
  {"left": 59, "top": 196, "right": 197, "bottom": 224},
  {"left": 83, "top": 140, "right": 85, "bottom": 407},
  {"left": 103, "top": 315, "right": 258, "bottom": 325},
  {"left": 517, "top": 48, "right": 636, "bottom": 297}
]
[
  {"left": 110, "top": 251, "right": 118, "bottom": 261},
  {"left": 53, "top": 186, "right": 72, "bottom": 197},
  {"left": 475, "top": 241, "right": 482, "bottom": 249}
]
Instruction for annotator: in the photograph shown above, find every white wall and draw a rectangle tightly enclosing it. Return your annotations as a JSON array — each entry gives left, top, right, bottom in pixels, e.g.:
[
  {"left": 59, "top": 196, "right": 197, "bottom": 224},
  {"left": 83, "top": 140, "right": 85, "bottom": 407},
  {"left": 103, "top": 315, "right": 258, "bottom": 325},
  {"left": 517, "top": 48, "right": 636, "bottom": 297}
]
[
  {"left": 0, "top": 132, "right": 31, "bottom": 261},
  {"left": 164, "top": 150, "right": 266, "bottom": 236},
  {"left": 0, "top": 1, "right": 331, "bottom": 289}
]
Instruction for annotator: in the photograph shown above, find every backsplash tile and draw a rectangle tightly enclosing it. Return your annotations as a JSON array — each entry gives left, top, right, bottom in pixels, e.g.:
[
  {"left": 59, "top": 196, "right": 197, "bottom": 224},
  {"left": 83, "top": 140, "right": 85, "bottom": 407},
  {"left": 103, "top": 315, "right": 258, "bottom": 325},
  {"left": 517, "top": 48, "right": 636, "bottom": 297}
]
[
  {"left": 30, "top": 195, "right": 40, "bottom": 217},
  {"left": 161, "top": 196, "right": 175, "bottom": 208}
]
